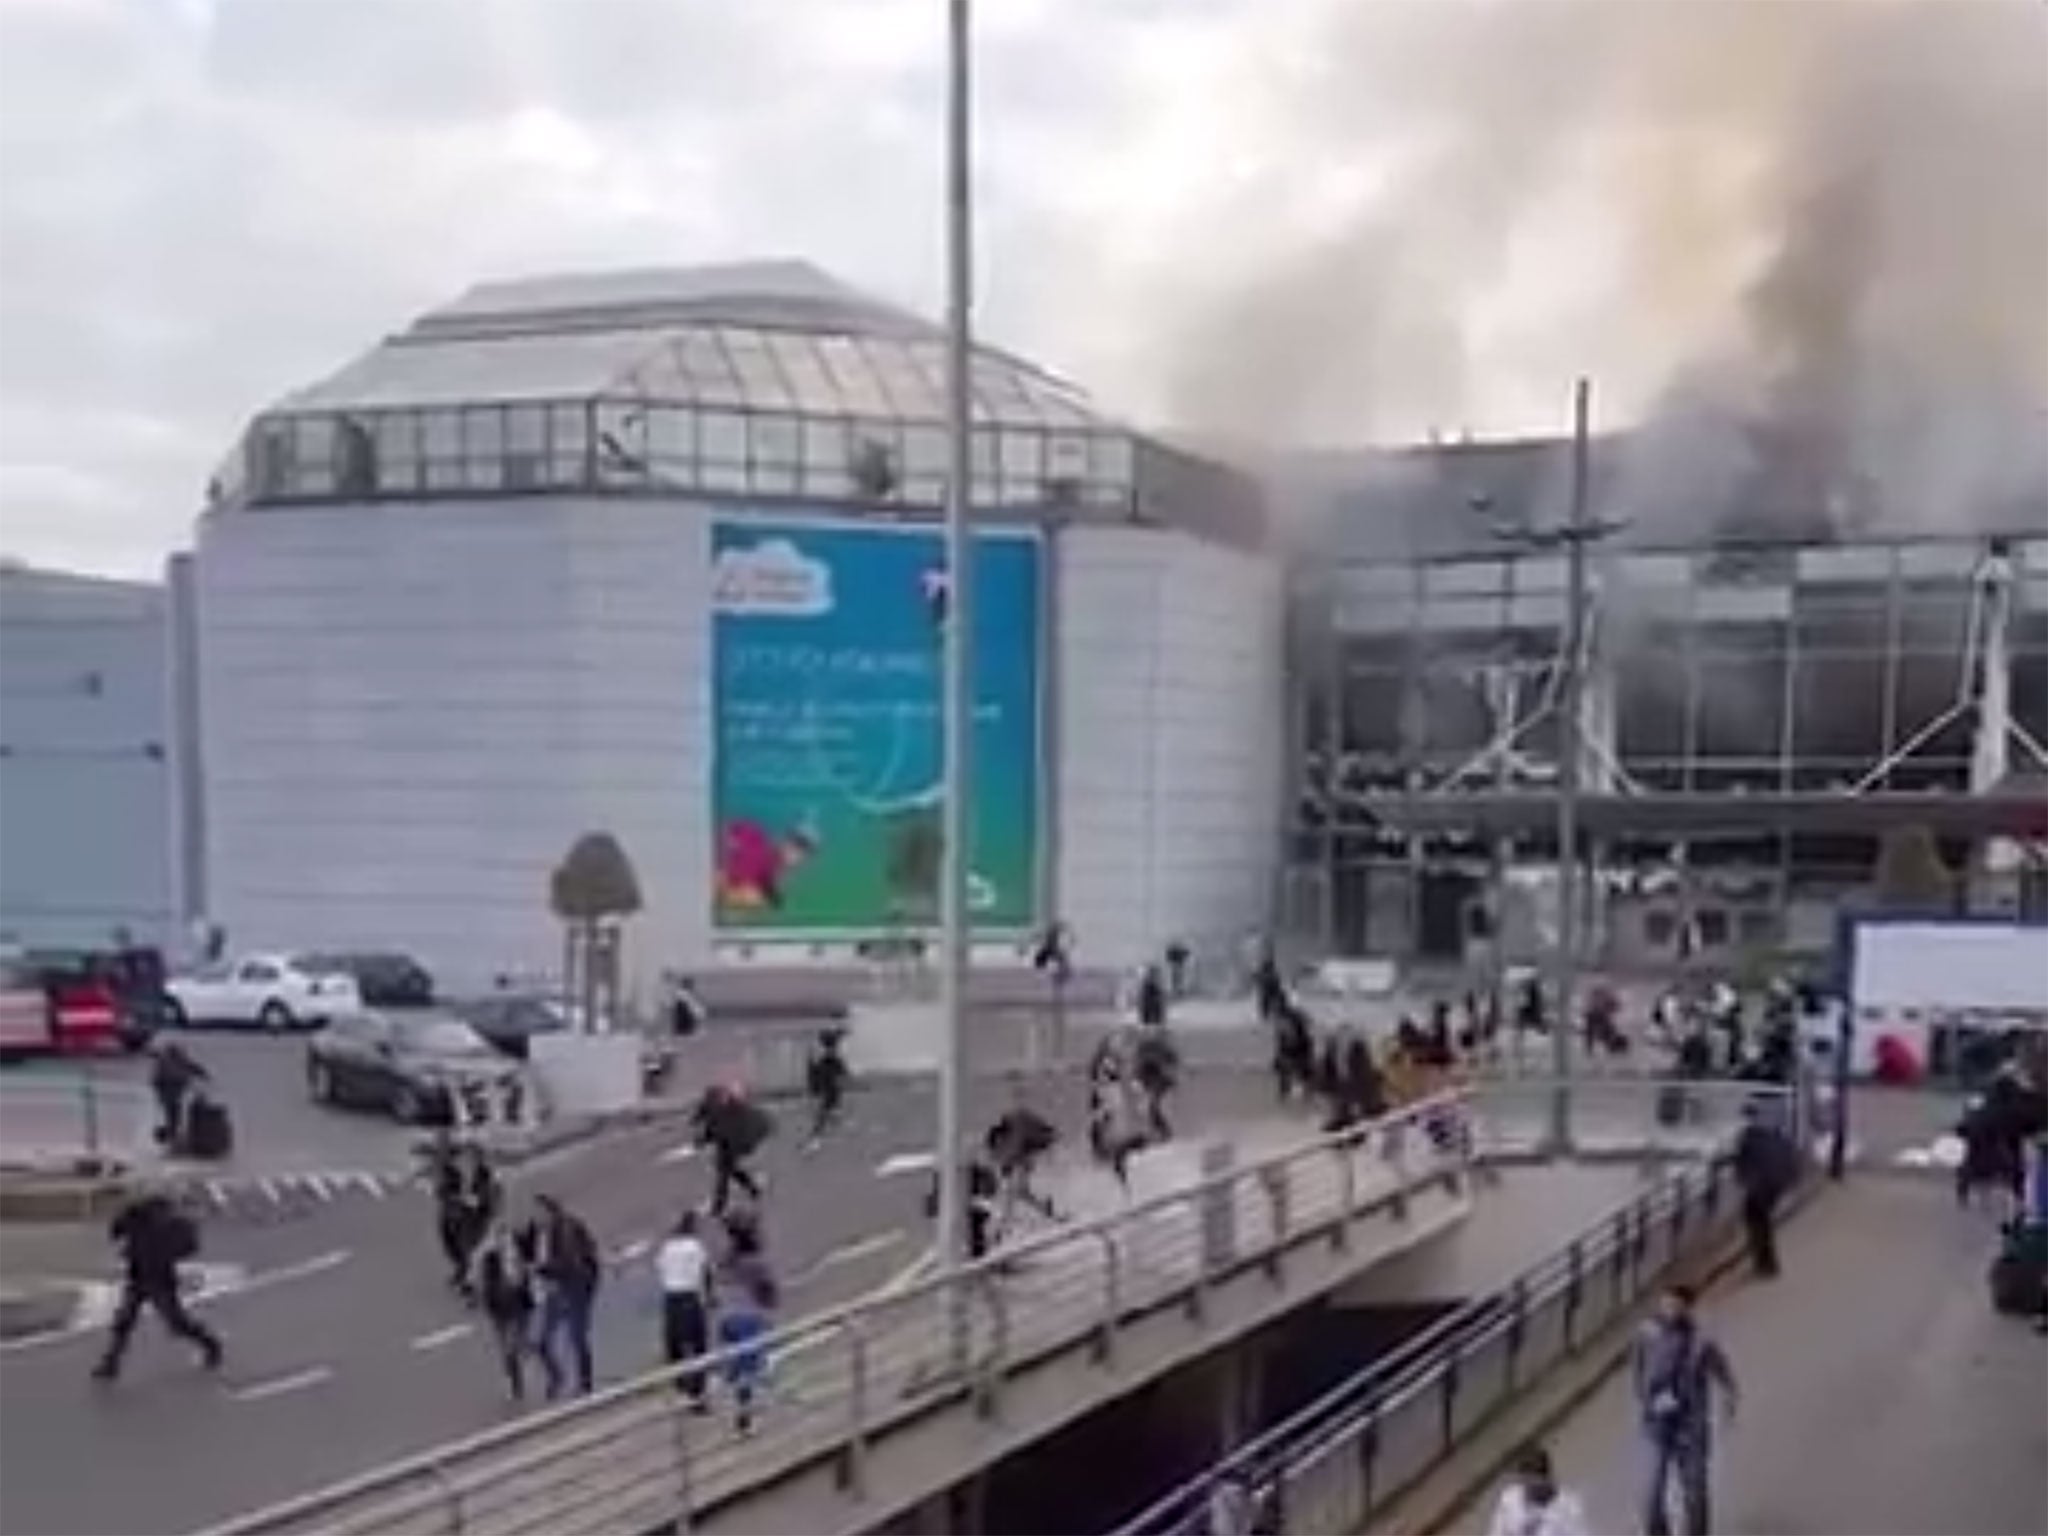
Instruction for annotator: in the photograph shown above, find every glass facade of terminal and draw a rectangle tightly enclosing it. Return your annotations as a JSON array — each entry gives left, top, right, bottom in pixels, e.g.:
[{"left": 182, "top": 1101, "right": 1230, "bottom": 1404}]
[{"left": 1289, "top": 533, "right": 2048, "bottom": 957}]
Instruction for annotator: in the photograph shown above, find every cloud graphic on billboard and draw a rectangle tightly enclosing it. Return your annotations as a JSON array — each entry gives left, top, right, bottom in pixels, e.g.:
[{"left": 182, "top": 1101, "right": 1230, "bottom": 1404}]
[{"left": 712, "top": 539, "right": 834, "bottom": 617}]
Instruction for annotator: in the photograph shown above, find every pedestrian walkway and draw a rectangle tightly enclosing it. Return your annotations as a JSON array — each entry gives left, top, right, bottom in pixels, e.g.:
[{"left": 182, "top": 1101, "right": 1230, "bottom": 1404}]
[{"left": 1457, "top": 1176, "right": 2048, "bottom": 1536}]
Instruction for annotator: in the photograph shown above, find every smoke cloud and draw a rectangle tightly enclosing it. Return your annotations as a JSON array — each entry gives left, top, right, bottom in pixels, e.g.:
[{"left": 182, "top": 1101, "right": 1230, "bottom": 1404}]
[{"left": 1133, "top": 0, "right": 2048, "bottom": 541}]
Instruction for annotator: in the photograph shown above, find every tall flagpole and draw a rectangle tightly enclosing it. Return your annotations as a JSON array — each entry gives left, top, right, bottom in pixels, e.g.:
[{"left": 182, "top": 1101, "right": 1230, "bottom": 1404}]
[{"left": 935, "top": 0, "right": 975, "bottom": 1296}]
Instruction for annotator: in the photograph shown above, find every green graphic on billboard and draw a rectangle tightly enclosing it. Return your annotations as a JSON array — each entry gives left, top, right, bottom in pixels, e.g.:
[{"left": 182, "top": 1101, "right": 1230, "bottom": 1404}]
[{"left": 710, "top": 518, "right": 1042, "bottom": 934}]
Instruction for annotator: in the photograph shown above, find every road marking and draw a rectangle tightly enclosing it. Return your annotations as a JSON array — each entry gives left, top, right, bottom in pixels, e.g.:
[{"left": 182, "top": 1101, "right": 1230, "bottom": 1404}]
[
  {"left": 351, "top": 1171, "right": 386, "bottom": 1197},
  {"left": 410, "top": 1323, "right": 474, "bottom": 1352},
  {"left": 230, "top": 1366, "right": 333, "bottom": 1402},
  {"left": 199, "top": 1248, "right": 351, "bottom": 1303},
  {"left": 658, "top": 1142, "right": 699, "bottom": 1165},
  {"left": 879, "top": 1245, "right": 939, "bottom": 1294},
  {"left": 790, "top": 1232, "right": 904, "bottom": 1286},
  {"left": 207, "top": 1181, "right": 231, "bottom": 1208},
  {"left": 306, "top": 1173, "right": 332, "bottom": 1200},
  {"left": 613, "top": 1238, "right": 651, "bottom": 1264},
  {"left": 258, "top": 1177, "right": 281, "bottom": 1204},
  {"left": 875, "top": 1151, "right": 936, "bottom": 1178}
]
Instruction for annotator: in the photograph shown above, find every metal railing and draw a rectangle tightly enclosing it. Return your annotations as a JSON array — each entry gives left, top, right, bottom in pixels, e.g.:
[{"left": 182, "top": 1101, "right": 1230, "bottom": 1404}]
[
  {"left": 0, "top": 1072, "right": 154, "bottom": 1169},
  {"left": 198, "top": 1081, "right": 1770, "bottom": 1536},
  {"left": 1111, "top": 1086, "right": 1799, "bottom": 1536}
]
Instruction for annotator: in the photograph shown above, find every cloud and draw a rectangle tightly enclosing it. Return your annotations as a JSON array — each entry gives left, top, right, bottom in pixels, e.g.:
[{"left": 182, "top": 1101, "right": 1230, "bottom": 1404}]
[{"left": 712, "top": 539, "right": 834, "bottom": 619}]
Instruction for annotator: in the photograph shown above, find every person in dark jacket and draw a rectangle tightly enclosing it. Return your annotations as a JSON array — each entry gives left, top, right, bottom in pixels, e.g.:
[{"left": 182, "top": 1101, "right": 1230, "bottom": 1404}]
[
  {"left": 1731, "top": 1104, "right": 1797, "bottom": 1277},
  {"left": 1253, "top": 945, "right": 1288, "bottom": 1025},
  {"left": 473, "top": 1220, "right": 535, "bottom": 1400},
  {"left": 804, "top": 1028, "right": 850, "bottom": 1148},
  {"left": 1135, "top": 964, "right": 1168, "bottom": 1028},
  {"left": 1272, "top": 1000, "right": 1316, "bottom": 1103},
  {"left": 92, "top": 1191, "right": 222, "bottom": 1382},
  {"left": 527, "top": 1195, "right": 601, "bottom": 1398},
  {"left": 149, "top": 1041, "right": 207, "bottom": 1150},
  {"left": 695, "top": 1085, "right": 770, "bottom": 1215},
  {"left": 1632, "top": 1285, "right": 1738, "bottom": 1536}
]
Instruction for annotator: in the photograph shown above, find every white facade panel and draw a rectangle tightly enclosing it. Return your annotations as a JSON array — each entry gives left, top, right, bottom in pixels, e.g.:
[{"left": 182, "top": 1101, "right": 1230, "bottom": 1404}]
[
  {"left": 1053, "top": 526, "right": 1285, "bottom": 972},
  {"left": 195, "top": 498, "right": 712, "bottom": 993}
]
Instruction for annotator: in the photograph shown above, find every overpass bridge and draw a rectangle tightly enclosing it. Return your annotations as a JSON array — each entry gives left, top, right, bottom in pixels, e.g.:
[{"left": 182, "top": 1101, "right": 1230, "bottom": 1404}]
[{"left": 199, "top": 1081, "right": 1778, "bottom": 1536}]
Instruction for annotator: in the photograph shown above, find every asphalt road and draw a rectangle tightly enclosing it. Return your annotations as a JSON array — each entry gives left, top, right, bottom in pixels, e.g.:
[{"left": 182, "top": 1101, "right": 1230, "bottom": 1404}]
[{"left": 0, "top": 1068, "right": 1299, "bottom": 1536}]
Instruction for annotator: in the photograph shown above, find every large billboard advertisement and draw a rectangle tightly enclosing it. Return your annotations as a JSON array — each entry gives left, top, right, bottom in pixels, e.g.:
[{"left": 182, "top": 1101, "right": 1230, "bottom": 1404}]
[{"left": 710, "top": 517, "right": 1042, "bottom": 935}]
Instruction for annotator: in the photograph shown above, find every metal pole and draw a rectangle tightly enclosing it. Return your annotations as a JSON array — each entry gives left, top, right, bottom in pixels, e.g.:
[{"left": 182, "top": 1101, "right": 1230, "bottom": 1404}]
[
  {"left": 1552, "top": 377, "right": 1591, "bottom": 1152},
  {"left": 936, "top": 0, "right": 975, "bottom": 1315}
]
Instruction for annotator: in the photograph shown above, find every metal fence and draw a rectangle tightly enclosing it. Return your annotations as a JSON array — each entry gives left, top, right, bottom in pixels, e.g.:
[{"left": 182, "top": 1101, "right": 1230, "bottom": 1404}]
[
  {"left": 1111, "top": 1090, "right": 1796, "bottom": 1536},
  {"left": 198, "top": 1081, "right": 1773, "bottom": 1536},
  {"left": 0, "top": 1072, "right": 154, "bottom": 1168}
]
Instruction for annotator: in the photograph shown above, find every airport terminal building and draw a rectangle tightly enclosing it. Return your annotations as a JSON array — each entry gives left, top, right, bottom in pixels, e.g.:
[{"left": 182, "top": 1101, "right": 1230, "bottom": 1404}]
[{"left": 188, "top": 263, "right": 1282, "bottom": 989}]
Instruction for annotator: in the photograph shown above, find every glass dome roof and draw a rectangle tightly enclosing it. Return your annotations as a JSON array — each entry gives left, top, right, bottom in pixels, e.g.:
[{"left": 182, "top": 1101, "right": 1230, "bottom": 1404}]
[{"left": 213, "top": 261, "right": 1144, "bottom": 516}]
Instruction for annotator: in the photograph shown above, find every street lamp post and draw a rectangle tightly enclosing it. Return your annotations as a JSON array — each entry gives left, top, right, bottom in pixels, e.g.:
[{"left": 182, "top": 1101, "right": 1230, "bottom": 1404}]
[
  {"left": 1495, "top": 378, "right": 1621, "bottom": 1152},
  {"left": 935, "top": 0, "right": 975, "bottom": 1304}
]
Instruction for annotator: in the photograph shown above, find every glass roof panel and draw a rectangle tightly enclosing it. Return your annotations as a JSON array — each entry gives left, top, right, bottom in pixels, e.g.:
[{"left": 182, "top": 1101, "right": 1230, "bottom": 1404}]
[
  {"left": 766, "top": 331, "right": 846, "bottom": 416},
  {"left": 814, "top": 335, "right": 895, "bottom": 417},
  {"left": 667, "top": 329, "right": 748, "bottom": 407},
  {"left": 717, "top": 326, "right": 796, "bottom": 410}
]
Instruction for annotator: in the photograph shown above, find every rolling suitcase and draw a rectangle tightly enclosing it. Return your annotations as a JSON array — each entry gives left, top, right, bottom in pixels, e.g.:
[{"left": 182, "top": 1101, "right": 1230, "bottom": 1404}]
[{"left": 181, "top": 1094, "right": 234, "bottom": 1160}]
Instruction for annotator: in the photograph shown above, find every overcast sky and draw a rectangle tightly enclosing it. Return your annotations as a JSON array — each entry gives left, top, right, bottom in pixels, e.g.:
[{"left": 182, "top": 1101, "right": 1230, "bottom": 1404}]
[
  {"left": 1, "top": 0, "right": 1271, "bottom": 575},
  {"left": 17, "top": 0, "right": 2030, "bottom": 578}
]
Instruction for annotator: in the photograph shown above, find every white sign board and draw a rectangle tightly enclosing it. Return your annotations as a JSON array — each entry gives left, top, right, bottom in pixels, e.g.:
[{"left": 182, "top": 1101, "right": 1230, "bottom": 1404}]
[{"left": 1850, "top": 921, "right": 2048, "bottom": 1016}]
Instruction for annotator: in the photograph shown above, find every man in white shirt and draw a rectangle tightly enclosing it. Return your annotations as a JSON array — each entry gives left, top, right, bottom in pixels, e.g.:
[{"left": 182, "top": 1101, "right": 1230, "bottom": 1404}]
[
  {"left": 656, "top": 1210, "right": 713, "bottom": 1410},
  {"left": 1488, "top": 1444, "right": 1590, "bottom": 1536}
]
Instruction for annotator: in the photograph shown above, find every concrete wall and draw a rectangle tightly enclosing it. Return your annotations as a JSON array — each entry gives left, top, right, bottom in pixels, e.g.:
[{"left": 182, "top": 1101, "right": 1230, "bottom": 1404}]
[
  {"left": 194, "top": 505, "right": 1286, "bottom": 992},
  {"left": 0, "top": 566, "right": 175, "bottom": 949},
  {"left": 194, "top": 499, "right": 713, "bottom": 993},
  {"left": 1054, "top": 526, "right": 1285, "bottom": 972}
]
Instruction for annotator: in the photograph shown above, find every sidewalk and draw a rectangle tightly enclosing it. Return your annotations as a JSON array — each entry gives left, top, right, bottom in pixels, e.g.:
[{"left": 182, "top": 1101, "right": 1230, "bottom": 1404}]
[{"left": 1464, "top": 1176, "right": 2048, "bottom": 1536}]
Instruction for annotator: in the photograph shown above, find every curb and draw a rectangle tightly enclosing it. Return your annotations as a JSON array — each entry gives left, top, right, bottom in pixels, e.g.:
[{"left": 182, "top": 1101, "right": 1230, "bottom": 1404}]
[
  {"left": 0, "top": 1282, "right": 88, "bottom": 1342},
  {"left": 0, "top": 1177, "right": 133, "bottom": 1226},
  {"left": 1389, "top": 1175, "right": 1830, "bottom": 1536}
]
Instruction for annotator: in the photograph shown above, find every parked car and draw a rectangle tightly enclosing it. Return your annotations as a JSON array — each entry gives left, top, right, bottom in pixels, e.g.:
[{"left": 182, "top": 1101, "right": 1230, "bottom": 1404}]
[
  {"left": 447, "top": 992, "right": 572, "bottom": 1061},
  {"left": 0, "top": 950, "right": 159, "bottom": 1061},
  {"left": 166, "top": 954, "right": 362, "bottom": 1032},
  {"left": 295, "top": 952, "right": 435, "bottom": 1009},
  {"left": 305, "top": 1010, "right": 524, "bottom": 1125}
]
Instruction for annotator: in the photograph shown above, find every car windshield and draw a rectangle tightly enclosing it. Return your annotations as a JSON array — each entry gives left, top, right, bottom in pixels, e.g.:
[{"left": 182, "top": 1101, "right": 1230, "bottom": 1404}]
[
  {"left": 291, "top": 955, "right": 353, "bottom": 978},
  {"left": 394, "top": 1017, "right": 491, "bottom": 1056}
]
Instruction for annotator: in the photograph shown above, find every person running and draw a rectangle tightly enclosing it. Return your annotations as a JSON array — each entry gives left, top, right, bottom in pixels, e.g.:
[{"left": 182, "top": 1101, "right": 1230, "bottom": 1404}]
[
  {"left": 695, "top": 1084, "right": 772, "bottom": 1215},
  {"left": 1633, "top": 1284, "right": 1738, "bottom": 1536},
  {"left": 91, "top": 1190, "right": 222, "bottom": 1382},
  {"left": 1088, "top": 1053, "right": 1147, "bottom": 1192},
  {"left": 804, "top": 1027, "right": 850, "bottom": 1149},
  {"left": 656, "top": 1210, "right": 714, "bottom": 1410},
  {"left": 473, "top": 1219, "right": 535, "bottom": 1402},
  {"left": 717, "top": 1218, "right": 779, "bottom": 1434},
  {"left": 1486, "top": 1444, "right": 1590, "bottom": 1536},
  {"left": 528, "top": 1195, "right": 601, "bottom": 1399},
  {"left": 986, "top": 1082, "right": 1060, "bottom": 1232}
]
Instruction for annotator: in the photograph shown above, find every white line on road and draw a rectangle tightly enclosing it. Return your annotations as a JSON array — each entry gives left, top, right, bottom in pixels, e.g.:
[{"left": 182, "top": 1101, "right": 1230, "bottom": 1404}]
[
  {"left": 351, "top": 1171, "right": 386, "bottom": 1197},
  {"left": 306, "top": 1174, "right": 332, "bottom": 1200},
  {"left": 879, "top": 1245, "right": 939, "bottom": 1294},
  {"left": 257, "top": 1177, "right": 281, "bottom": 1204},
  {"left": 410, "top": 1323, "right": 474, "bottom": 1352},
  {"left": 207, "top": 1181, "right": 231, "bottom": 1208},
  {"left": 229, "top": 1366, "right": 333, "bottom": 1403},
  {"left": 658, "top": 1142, "right": 699, "bottom": 1164},
  {"left": 612, "top": 1238, "right": 651, "bottom": 1264},
  {"left": 875, "top": 1151, "right": 936, "bottom": 1178},
  {"left": 208, "top": 1248, "right": 352, "bottom": 1301},
  {"left": 790, "top": 1231, "right": 905, "bottom": 1286}
]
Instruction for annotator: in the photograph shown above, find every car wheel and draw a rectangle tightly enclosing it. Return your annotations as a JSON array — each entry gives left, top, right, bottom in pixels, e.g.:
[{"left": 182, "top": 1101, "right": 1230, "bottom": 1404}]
[
  {"left": 390, "top": 1084, "right": 423, "bottom": 1124},
  {"left": 163, "top": 997, "right": 190, "bottom": 1030},
  {"left": 258, "top": 1001, "right": 295, "bottom": 1034},
  {"left": 307, "top": 1058, "right": 335, "bottom": 1105}
]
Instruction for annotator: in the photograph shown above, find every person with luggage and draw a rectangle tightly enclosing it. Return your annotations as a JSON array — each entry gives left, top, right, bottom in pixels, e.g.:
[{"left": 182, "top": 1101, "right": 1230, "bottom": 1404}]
[
  {"left": 695, "top": 1084, "right": 772, "bottom": 1215},
  {"left": 473, "top": 1219, "right": 536, "bottom": 1401},
  {"left": 656, "top": 1209, "right": 714, "bottom": 1410},
  {"left": 91, "top": 1189, "right": 222, "bottom": 1382},
  {"left": 148, "top": 1040, "right": 208, "bottom": 1150},
  {"left": 804, "top": 1027, "right": 850, "bottom": 1149},
  {"left": 528, "top": 1195, "right": 601, "bottom": 1399}
]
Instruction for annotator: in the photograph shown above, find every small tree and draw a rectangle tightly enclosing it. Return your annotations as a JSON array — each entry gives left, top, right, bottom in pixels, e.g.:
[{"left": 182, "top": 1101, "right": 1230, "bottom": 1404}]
[
  {"left": 549, "top": 832, "right": 643, "bottom": 1033},
  {"left": 1872, "top": 824, "right": 1952, "bottom": 914}
]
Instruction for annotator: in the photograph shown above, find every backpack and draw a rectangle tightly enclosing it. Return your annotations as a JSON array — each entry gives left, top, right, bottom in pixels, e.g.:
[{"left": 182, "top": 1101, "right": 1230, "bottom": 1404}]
[{"left": 164, "top": 1210, "right": 201, "bottom": 1263}]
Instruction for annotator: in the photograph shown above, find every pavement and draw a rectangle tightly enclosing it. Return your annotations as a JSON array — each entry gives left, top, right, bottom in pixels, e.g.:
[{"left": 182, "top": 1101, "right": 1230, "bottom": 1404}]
[{"left": 1455, "top": 1174, "right": 2048, "bottom": 1536}]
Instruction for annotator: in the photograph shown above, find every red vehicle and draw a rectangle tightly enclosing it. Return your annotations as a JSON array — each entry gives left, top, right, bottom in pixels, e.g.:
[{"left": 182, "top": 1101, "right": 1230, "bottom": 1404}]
[{"left": 0, "top": 950, "right": 158, "bottom": 1062}]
